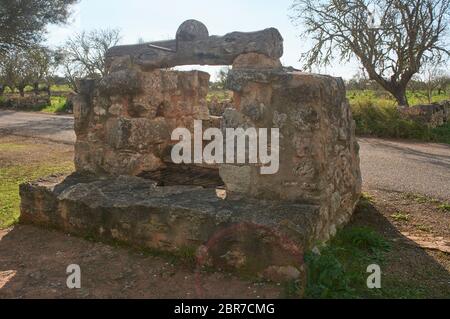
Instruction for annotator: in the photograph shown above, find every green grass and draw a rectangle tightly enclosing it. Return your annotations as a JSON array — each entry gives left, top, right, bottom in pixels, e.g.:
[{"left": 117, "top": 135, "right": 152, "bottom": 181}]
[
  {"left": 40, "top": 96, "right": 69, "bottom": 113},
  {"left": 3, "top": 84, "right": 72, "bottom": 94},
  {"left": 0, "top": 143, "right": 28, "bottom": 151},
  {"left": 348, "top": 89, "right": 450, "bottom": 144},
  {"left": 207, "top": 89, "right": 233, "bottom": 103},
  {"left": 0, "top": 159, "right": 74, "bottom": 229},
  {"left": 439, "top": 203, "right": 450, "bottom": 212},
  {"left": 303, "top": 225, "right": 437, "bottom": 298},
  {"left": 351, "top": 99, "right": 450, "bottom": 144},
  {"left": 391, "top": 212, "right": 410, "bottom": 222},
  {"left": 430, "top": 123, "right": 450, "bottom": 144},
  {"left": 304, "top": 226, "right": 391, "bottom": 299},
  {"left": 347, "top": 89, "right": 449, "bottom": 107}
]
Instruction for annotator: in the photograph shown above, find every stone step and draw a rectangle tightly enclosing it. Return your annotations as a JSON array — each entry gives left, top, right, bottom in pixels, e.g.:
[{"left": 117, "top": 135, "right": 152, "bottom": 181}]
[{"left": 20, "top": 173, "right": 320, "bottom": 282}]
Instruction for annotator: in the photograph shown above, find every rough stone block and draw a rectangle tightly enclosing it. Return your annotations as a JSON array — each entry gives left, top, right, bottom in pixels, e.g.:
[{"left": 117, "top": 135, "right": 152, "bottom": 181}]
[{"left": 20, "top": 174, "right": 316, "bottom": 280}]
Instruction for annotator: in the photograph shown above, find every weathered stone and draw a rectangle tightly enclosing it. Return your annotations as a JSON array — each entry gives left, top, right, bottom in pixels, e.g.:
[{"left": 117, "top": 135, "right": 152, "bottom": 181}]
[
  {"left": 20, "top": 173, "right": 315, "bottom": 278},
  {"left": 220, "top": 70, "right": 362, "bottom": 239},
  {"left": 74, "top": 69, "right": 209, "bottom": 176},
  {"left": 106, "top": 21, "right": 283, "bottom": 70},
  {"left": 399, "top": 100, "right": 450, "bottom": 128},
  {"left": 233, "top": 53, "right": 282, "bottom": 70},
  {"left": 0, "top": 95, "right": 50, "bottom": 110},
  {"left": 208, "top": 96, "right": 233, "bottom": 116},
  {"left": 176, "top": 19, "right": 209, "bottom": 42},
  {"left": 263, "top": 265, "right": 302, "bottom": 282},
  {"left": 98, "top": 69, "right": 142, "bottom": 96}
]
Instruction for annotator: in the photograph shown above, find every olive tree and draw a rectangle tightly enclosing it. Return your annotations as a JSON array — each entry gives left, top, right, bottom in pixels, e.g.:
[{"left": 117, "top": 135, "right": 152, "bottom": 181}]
[
  {"left": 28, "top": 46, "right": 58, "bottom": 95},
  {"left": 0, "top": 0, "right": 77, "bottom": 53}
]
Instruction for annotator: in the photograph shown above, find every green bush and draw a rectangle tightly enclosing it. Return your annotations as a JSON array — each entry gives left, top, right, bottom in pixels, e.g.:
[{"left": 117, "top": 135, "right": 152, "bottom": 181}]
[
  {"left": 40, "top": 96, "right": 69, "bottom": 113},
  {"left": 351, "top": 100, "right": 450, "bottom": 144},
  {"left": 430, "top": 123, "right": 450, "bottom": 144}
]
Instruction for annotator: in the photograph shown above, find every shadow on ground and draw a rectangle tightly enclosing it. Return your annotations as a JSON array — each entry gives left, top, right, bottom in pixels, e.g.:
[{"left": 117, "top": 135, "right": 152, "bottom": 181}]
[{"left": 347, "top": 198, "right": 450, "bottom": 298}]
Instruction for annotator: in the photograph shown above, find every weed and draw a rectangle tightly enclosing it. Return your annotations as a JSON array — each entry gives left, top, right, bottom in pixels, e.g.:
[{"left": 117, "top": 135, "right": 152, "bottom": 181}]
[
  {"left": 283, "top": 280, "right": 303, "bottom": 299},
  {"left": 391, "top": 212, "right": 410, "bottom": 222},
  {"left": 304, "top": 227, "right": 391, "bottom": 299},
  {"left": 438, "top": 203, "right": 450, "bottom": 212},
  {"left": 350, "top": 96, "right": 450, "bottom": 144}
]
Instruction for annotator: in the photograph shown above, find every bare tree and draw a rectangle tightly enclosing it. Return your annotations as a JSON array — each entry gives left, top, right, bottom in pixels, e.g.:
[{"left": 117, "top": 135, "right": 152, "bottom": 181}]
[
  {"left": 291, "top": 0, "right": 450, "bottom": 106},
  {"left": 59, "top": 29, "right": 121, "bottom": 92},
  {"left": 436, "top": 74, "right": 450, "bottom": 94},
  {"left": 421, "top": 63, "right": 444, "bottom": 103}
]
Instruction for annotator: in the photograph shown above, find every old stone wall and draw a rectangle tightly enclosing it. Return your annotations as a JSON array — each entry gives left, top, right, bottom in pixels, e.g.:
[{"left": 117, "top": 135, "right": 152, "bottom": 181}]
[
  {"left": 399, "top": 101, "right": 450, "bottom": 128},
  {"left": 74, "top": 59, "right": 210, "bottom": 176},
  {"left": 73, "top": 59, "right": 361, "bottom": 244},
  {"left": 220, "top": 63, "right": 361, "bottom": 241},
  {"left": 0, "top": 94, "right": 50, "bottom": 110}
]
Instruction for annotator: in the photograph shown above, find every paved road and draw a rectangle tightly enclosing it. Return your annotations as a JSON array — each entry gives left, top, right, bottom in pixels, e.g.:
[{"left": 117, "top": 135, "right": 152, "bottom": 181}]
[
  {"left": 1, "top": 110, "right": 449, "bottom": 200},
  {"left": 0, "top": 110, "right": 75, "bottom": 144},
  {"left": 359, "top": 138, "right": 450, "bottom": 201}
]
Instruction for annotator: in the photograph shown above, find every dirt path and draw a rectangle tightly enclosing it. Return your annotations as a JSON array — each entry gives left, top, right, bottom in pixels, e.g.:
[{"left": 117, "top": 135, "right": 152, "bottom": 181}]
[{"left": 0, "top": 225, "right": 282, "bottom": 299}]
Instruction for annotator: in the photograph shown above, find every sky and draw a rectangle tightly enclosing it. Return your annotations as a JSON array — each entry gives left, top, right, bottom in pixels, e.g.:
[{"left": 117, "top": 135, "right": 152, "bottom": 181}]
[{"left": 46, "top": 0, "right": 360, "bottom": 80}]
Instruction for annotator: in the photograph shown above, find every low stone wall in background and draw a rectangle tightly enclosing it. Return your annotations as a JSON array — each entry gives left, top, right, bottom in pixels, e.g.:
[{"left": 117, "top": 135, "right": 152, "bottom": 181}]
[
  {"left": 399, "top": 100, "right": 450, "bottom": 128},
  {"left": 0, "top": 94, "right": 50, "bottom": 110}
]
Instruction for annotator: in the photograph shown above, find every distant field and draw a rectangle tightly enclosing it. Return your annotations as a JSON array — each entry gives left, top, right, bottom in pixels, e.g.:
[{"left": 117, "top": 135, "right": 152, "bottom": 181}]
[{"left": 347, "top": 89, "right": 449, "bottom": 107}]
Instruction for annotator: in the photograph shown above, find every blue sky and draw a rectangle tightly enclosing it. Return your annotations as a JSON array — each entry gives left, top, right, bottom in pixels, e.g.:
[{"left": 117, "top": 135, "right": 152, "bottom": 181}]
[{"left": 47, "top": 0, "right": 359, "bottom": 79}]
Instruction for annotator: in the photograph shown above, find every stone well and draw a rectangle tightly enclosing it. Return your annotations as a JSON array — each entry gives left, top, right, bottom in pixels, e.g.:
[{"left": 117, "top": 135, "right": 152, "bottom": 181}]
[{"left": 20, "top": 20, "right": 361, "bottom": 281}]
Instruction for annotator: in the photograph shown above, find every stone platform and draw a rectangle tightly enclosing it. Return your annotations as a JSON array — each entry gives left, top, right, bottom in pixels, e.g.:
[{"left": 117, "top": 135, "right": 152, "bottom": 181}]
[{"left": 20, "top": 173, "right": 320, "bottom": 280}]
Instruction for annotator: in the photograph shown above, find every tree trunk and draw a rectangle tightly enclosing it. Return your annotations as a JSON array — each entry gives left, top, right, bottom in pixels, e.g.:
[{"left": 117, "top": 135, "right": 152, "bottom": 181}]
[
  {"left": 0, "top": 85, "right": 4, "bottom": 96},
  {"left": 33, "top": 82, "right": 40, "bottom": 96},
  {"left": 18, "top": 86, "right": 25, "bottom": 97},
  {"left": 391, "top": 86, "right": 409, "bottom": 107}
]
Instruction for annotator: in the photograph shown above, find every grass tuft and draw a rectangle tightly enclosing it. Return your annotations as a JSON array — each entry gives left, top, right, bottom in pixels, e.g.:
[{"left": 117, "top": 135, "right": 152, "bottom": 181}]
[
  {"left": 304, "top": 227, "right": 391, "bottom": 299},
  {"left": 391, "top": 212, "right": 410, "bottom": 222}
]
